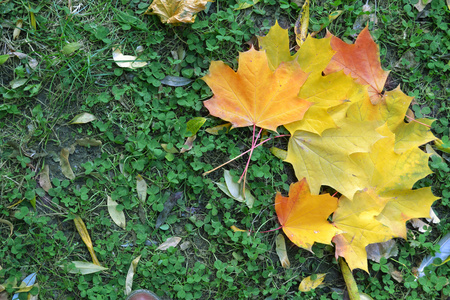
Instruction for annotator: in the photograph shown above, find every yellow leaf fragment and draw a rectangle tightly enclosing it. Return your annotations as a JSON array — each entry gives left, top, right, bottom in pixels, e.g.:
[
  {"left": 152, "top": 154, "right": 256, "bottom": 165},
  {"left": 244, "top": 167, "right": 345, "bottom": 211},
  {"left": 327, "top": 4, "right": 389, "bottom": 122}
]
[
  {"left": 13, "top": 19, "right": 23, "bottom": 40},
  {"left": 69, "top": 112, "right": 97, "bottom": 124},
  {"left": 107, "top": 195, "right": 126, "bottom": 229},
  {"left": 136, "top": 174, "right": 147, "bottom": 204},
  {"left": 258, "top": 20, "right": 293, "bottom": 70},
  {"left": 205, "top": 123, "right": 231, "bottom": 135},
  {"left": 230, "top": 225, "right": 246, "bottom": 232},
  {"left": 299, "top": 273, "right": 326, "bottom": 292},
  {"left": 269, "top": 147, "right": 287, "bottom": 160},
  {"left": 145, "top": 0, "right": 210, "bottom": 24},
  {"left": 339, "top": 258, "right": 360, "bottom": 300},
  {"left": 275, "top": 234, "right": 290, "bottom": 269},
  {"left": 29, "top": 5, "right": 36, "bottom": 30},
  {"left": 112, "top": 46, "right": 148, "bottom": 69},
  {"left": 73, "top": 216, "right": 101, "bottom": 266},
  {"left": 235, "top": 0, "right": 260, "bottom": 10},
  {"left": 65, "top": 261, "right": 108, "bottom": 274},
  {"left": 60, "top": 148, "right": 75, "bottom": 180},
  {"left": 125, "top": 255, "right": 141, "bottom": 296},
  {"left": 295, "top": 0, "right": 309, "bottom": 46}
]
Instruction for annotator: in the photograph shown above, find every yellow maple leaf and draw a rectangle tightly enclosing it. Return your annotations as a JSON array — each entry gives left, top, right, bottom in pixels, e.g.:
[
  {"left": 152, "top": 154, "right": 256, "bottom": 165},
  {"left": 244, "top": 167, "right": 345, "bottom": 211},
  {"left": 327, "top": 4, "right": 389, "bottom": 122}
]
[
  {"left": 275, "top": 179, "right": 340, "bottom": 251},
  {"left": 201, "top": 47, "right": 312, "bottom": 131},
  {"left": 145, "top": 0, "right": 211, "bottom": 24}
]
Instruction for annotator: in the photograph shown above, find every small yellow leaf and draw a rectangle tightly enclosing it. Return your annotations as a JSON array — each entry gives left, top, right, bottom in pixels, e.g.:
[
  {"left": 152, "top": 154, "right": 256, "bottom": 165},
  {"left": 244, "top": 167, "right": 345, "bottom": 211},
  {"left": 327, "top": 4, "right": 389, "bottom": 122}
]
[
  {"left": 29, "top": 6, "right": 36, "bottom": 30},
  {"left": 73, "top": 216, "right": 101, "bottom": 266},
  {"left": 339, "top": 258, "right": 360, "bottom": 299},
  {"left": 205, "top": 123, "right": 231, "bottom": 135},
  {"left": 60, "top": 148, "right": 75, "bottom": 180},
  {"left": 230, "top": 225, "right": 246, "bottom": 232},
  {"left": 295, "top": 0, "right": 309, "bottom": 46},
  {"left": 13, "top": 19, "right": 23, "bottom": 40},
  {"left": 275, "top": 234, "right": 290, "bottom": 269},
  {"left": 107, "top": 195, "right": 126, "bottom": 229},
  {"left": 112, "top": 46, "right": 147, "bottom": 69},
  {"left": 235, "top": 0, "right": 260, "bottom": 10},
  {"left": 186, "top": 117, "right": 206, "bottom": 137},
  {"left": 299, "top": 273, "right": 326, "bottom": 292},
  {"left": 136, "top": 174, "right": 147, "bottom": 204},
  {"left": 62, "top": 42, "right": 83, "bottom": 55},
  {"left": 161, "top": 143, "right": 179, "bottom": 153},
  {"left": 38, "top": 164, "right": 52, "bottom": 192},
  {"left": 125, "top": 255, "right": 141, "bottom": 296},
  {"left": 157, "top": 237, "right": 182, "bottom": 250},
  {"left": 69, "top": 112, "right": 97, "bottom": 124}
]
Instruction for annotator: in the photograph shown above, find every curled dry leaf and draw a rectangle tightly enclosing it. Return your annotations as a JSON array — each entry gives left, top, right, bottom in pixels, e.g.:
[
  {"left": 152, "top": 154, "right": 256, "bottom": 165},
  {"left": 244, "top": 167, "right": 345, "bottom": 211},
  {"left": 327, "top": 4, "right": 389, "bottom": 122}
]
[
  {"left": 180, "top": 135, "right": 196, "bottom": 154},
  {"left": 69, "top": 112, "right": 97, "bottom": 124},
  {"left": 145, "top": 0, "right": 210, "bottom": 24},
  {"left": 299, "top": 273, "right": 326, "bottom": 292},
  {"left": 38, "top": 164, "right": 52, "bottom": 192},
  {"left": 275, "top": 234, "right": 290, "bottom": 269},
  {"left": 0, "top": 218, "right": 14, "bottom": 237},
  {"left": 60, "top": 148, "right": 75, "bottom": 180},
  {"left": 427, "top": 208, "right": 440, "bottom": 224},
  {"left": 215, "top": 170, "right": 255, "bottom": 208},
  {"left": 107, "top": 195, "right": 126, "bottom": 229},
  {"left": 73, "top": 216, "right": 101, "bottom": 266},
  {"left": 157, "top": 236, "right": 182, "bottom": 250},
  {"left": 13, "top": 19, "right": 23, "bottom": 40},
  {"left": 65, "top": 261, "right": 108, "bottom": 275},
  {"left": 366, "top": 239, "right": 398, "bottom": 263},
  {"left": 136, "top": 174, "right": 147, "bottom": 204},
  {"left": 76, "top": 138, "right": 102, "bottom": 147},
  {"left": 112, "top": 46, "right": 147, "bottom": 69},
  {"left": 125, "top": 255, "right": 141, "bottom": 296},
  {"left": 411, "top": 218, "right": 430, "bottom": 233}
]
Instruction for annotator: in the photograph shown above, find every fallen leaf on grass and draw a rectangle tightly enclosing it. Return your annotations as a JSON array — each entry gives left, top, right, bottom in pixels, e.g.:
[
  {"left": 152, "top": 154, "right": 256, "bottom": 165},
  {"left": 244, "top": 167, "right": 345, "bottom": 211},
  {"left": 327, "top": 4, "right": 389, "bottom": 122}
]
[
  {"left": 161, "top": 75, "right": 193, "bottom": 87},
  {"left": 417, "top": 232, "right": 450, "bottom": 277},
  {"left": 366, "top": 240, "right": 398, "bottom": 263},
  {"left": 294, "top": 0, "right": 309, "bottom": 47},
  {"left": 69, "top": 112, "right": 97, "bottom": 124},
  {"left": 215, "top": 170, "right": 255, "bottom": 208},
  {"left": 186, "top": 117, "right": 206, "bottom": 137},
  {"left": 205, "top": 123, "right": 231, "bottom": 135},
  {"left": 76, "top": 138, "right": 102, "bottom": 147},
  {"left": 180, "top": 135, "right": 196, "bottom": 153},
  {"left": 65, "top": 261, "right": 108, "bottom": 275},
  {"left": 145, "top": 0, "right": 210, "bottom": 24},
  {"left": 0, "top": 219, "right": 13, "bottom": 237},
  {"left": 155, "top": 192, "right": 183, "bottom": 228},
  {"left": 38, "top": 164, "right": 52, "bottom": 192},
  {"left": 235, "top": 0, "right": 260, "bottom": 10},
  {"left": 13, "top": 19, "right": 23, "bottom": 40},
  {"left": 73, "top": 216, "right": 101, "bottom": 266},
  {"left": 161, "top": 143, "right": 179, "bottom": 154},
  {"left": 125, "top": 255, "right": 141, "bottom": 296},
  {"left": 410, "top": 218, "right": 430, "bottom": 233},
  {"left": 112, "top": 46, "right": 147, "bottom": 69},
  {"left": 8, "top": 51, "right": 39, "bottom": 70},
  {"left": 0, "top": 55, "right": 9, "bottom": 65},
  {"left": 62, "top": 42, "right": 82, "bottom": 55},
  {"left": 157, "top": 237, "right": 181, "bottom": 250},
  {"left": 29, "top": 5, "right": 36, "bottom": 30},
  {"left": 299, "top": 273, "right": 326, "bottom": 292},
  {"left": 12, "top": 272, "right": 37, "bottom": 299},
  {"left": 107, "top": 195, "right": 126, "bottom": 229},
  {"left": 136, "top": 174, "right": 147, "bottom": 204},
  {"left": 60, "top": 148, "right": 75, "bottom": 180},
  {"left": 230, "top": 225, "right": 246, "bottom": 232},
  {"left": 427, "top": 208, "right": 440, "bottom": 224},
  {"left": 275, "top": 234, "right": 290, "bottom": 269},
  {"left": 269, "top": 147, "right": 287, "bottom": 160},
  {"left": 10, "top": 78, "right": 27, "bottom": 89}
]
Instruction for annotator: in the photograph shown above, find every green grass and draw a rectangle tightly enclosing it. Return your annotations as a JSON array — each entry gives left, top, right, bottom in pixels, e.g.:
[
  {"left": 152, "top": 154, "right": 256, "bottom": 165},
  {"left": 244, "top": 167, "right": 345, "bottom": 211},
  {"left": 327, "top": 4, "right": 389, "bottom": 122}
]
[{"left": 1, "top": 0, "right": 450, "bottom": 299}]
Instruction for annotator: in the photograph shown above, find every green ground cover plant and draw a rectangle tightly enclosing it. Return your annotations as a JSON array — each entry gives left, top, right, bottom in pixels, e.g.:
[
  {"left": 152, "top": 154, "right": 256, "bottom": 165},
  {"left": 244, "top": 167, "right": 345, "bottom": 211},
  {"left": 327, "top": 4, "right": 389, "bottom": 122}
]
[{"left": 1, "top": 0, "right": 450, "bottom": 299}]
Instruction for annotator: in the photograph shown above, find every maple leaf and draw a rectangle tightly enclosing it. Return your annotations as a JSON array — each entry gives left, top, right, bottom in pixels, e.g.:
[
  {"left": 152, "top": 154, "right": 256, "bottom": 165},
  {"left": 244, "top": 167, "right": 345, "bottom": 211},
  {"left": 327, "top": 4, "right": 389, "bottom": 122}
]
[
  {"left": 201, "top": 47, "right": 312, "bottom": 131},
  {"left": 332, "top": 190, "right": 395, "bottom": 272},
  {"left": 324, "top": 27, "right": 389, "bottom": 104},
  {"left": 347, "top": 87, "right": 436, "bottom": 152},
  {"left": 285, "top": 119, "right": 383, "bottom": 199},
  {"left": 275, "top": 179, "right": 340, "bottom": 251},
  {"left": 145, "top": 0, "right": 210, "bottom": 24}
]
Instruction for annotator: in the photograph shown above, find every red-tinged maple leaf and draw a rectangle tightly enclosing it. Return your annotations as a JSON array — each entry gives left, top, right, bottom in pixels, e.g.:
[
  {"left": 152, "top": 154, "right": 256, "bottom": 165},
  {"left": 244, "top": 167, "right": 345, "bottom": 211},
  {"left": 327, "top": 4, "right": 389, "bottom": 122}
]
[
  {"left": 275, "top": 178, "right": 341, "bottom": 251},
  {"left": 201, "top": 47, "right": 312, "bottom": 132},
  {"left": 324, "top": 27, "right": 389, "bottom": 105}
]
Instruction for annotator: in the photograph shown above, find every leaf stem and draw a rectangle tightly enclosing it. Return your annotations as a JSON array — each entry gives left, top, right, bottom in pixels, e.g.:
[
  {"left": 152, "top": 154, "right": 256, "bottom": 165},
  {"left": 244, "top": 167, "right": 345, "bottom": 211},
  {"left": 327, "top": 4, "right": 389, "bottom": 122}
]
[{"left": 405, "top": 115, "right": 431, "bottom": 128}]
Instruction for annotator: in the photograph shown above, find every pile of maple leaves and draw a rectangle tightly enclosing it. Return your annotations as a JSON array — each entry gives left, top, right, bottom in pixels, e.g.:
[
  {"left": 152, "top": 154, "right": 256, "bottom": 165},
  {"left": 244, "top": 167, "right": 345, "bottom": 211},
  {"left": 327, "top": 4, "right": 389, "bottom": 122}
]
[{"left": 201, "top": 22, "right": 439, "bottom": 272}]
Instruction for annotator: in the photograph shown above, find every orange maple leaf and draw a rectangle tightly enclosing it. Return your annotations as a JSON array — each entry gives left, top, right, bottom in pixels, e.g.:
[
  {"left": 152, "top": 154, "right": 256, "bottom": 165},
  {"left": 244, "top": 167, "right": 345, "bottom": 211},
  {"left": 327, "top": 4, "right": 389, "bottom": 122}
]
[
  {"left": 324, "top": 27, "right": 389, "bottom": 105},
  {"left": 275, "top": 178, "right": 341, "bottom": 251},
  {"left": 201, "top": 47, "right": 312, "bottom": 132}
]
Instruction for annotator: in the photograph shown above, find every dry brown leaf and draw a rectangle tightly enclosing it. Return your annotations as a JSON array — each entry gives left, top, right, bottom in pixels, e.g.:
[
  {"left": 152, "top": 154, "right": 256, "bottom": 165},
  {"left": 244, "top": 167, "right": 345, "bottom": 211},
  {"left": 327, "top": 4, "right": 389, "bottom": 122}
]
[
  {"left": 157, "top": 237, "right": 181, "bottom": 250},
  {"left": 39, "top": 164, "right": 52, "bottom": 192},
  {"left": 76, "top": 138, "right": 102, "bottom": 147},
  {"left": 180, "top": 135, "right": 196, "bottom": 153},
  {"left": 13, "top": 19, "right": 23, "bottom": 40},
  {"left": 73, "top": 216, "right": 101, "bottom": 266},
  {"left": 275, "top": 234, "right": 290, "bottom": 269},
  {"left": 299, "top": 273, "right": 326, "bottom": 291},
  {"left": 69, "top": 112, "right": 97, "bottom": 124},
  {"left": 145, "top": 0, "right": 210, "bottom": 24},
  {"left": 125, "top": 255, "right": 141, "bottom": 296},
  {"left": 60, "top": 148, "right": 75, "bottom": 180}
]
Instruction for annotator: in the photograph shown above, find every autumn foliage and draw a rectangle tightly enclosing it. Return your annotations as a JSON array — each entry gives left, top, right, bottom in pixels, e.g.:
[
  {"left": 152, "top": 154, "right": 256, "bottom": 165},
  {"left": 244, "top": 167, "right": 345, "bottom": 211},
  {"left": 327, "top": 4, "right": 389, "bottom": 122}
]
[{"left": 201, "top": 22, "right": 438, "bottom": 272}]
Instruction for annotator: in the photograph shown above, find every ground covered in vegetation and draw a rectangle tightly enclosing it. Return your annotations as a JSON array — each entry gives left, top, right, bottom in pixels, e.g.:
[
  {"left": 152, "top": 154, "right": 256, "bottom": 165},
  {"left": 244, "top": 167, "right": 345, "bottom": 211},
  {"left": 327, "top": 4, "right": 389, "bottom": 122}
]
[{"left": 1, "top": 0, "right": 450, "bottom": 299}]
